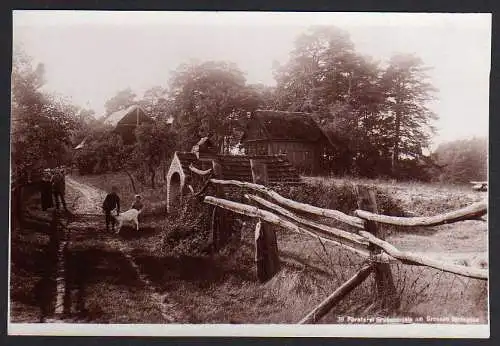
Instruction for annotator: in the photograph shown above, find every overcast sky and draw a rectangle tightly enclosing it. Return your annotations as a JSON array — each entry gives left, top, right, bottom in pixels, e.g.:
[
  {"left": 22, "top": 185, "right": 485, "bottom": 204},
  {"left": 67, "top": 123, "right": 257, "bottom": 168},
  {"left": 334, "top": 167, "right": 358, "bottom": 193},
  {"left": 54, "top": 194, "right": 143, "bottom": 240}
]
[{"left": 13, "top": 11, "right": 491, "bottom": 147}]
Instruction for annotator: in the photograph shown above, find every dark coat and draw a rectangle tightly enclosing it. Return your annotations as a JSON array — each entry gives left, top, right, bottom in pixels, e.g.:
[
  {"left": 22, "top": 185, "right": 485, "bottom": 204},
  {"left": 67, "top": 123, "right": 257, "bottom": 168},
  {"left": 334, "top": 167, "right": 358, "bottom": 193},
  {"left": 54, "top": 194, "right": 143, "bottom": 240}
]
[
  {"left": 51, "top": 172, "right": 65, "bottom": 193},
  {"left": 102, "top": 192, "right": 120, "bottom": 213}
]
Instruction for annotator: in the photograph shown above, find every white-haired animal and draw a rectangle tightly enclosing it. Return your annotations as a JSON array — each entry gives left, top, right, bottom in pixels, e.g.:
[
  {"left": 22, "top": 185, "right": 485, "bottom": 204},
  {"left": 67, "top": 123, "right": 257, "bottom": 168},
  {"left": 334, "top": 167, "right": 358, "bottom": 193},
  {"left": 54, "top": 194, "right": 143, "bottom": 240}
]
[{"left": 114, "top": 208, "right": 142, "bottom": 233}]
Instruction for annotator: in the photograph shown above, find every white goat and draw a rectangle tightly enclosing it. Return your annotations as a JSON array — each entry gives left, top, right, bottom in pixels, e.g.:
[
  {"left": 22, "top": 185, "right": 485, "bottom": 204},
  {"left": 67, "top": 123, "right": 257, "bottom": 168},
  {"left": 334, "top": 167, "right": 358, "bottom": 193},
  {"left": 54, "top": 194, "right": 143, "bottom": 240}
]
[{"left": 114, "top": 209, "right": 141, "bottom": 233}]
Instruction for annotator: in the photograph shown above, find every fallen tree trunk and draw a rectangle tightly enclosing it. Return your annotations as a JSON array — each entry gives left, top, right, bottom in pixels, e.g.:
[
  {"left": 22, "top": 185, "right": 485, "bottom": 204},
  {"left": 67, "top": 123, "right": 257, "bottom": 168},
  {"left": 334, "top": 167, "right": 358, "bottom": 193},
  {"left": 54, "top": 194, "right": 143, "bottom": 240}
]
[
  {"left": 209, "top": 179, "right": 365, "bottom": 229},
  {"left": 298, "top": 264, "right": 374, "bottom": 324},
  {"left": 204, "top": 195, "right": 373, "bottom": 259},
  {"left": 245, "top": 194, "right": 368, "bottom": 247},
  {"left": 358, "top": 231, "right": 488, "bottom": 280},
  {"left": 354, "top": 200, "right": 487, "bottom": 227}
]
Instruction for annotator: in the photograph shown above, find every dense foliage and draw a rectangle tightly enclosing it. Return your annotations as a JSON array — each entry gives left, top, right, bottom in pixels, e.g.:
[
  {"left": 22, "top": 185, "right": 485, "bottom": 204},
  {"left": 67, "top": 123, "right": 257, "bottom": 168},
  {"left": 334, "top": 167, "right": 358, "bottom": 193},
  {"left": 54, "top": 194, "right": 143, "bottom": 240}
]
[
  {"left": 14, "top": 25, "right": 456, "bottom": 184},
  {"left": 168, "top": 61, "right": 269, "bottom": 153},
  {"left": 434, "top": 137, "right": 488, "bottom": 183},
  {"left": 11, "top": 47, "right": 78, "bottom": 183},
  {"left": 273, "top": 26, "right": 438, "bottom": 177}
]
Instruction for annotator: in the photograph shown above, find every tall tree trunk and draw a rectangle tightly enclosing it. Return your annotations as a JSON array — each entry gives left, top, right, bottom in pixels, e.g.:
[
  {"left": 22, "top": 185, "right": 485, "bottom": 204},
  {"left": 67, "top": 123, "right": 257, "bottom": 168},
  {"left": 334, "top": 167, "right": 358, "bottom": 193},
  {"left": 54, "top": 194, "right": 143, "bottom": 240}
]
[
  {"left": 392, "top": 111, "right": 401, "bottom": 178},
  {"left": 392, "top": 84, "right": 403, "bottom": 178},
  {"left": 125, "top": 170, "right": 137, "bottom": 194}
]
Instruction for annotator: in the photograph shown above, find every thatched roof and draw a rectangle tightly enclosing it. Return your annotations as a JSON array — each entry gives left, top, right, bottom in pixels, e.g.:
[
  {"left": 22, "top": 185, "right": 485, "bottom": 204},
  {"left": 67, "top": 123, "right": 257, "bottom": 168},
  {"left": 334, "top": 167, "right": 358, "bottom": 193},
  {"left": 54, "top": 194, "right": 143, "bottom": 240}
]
[
  {"left": 241, "top": 110, "right": 330, "bottom": 143},
  {"left": 103, "top": 105, "right": 150, "bottom": 128}
]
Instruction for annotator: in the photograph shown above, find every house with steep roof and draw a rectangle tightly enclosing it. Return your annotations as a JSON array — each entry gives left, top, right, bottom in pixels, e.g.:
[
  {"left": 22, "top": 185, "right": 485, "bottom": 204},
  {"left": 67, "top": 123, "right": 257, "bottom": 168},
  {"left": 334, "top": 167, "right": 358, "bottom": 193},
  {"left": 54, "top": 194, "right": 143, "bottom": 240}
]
[
  {"left": 73, "top": 105, "right": 154, "bottom": 150},
  {"left": 103, "top": 105, "right": 153, "bottom": 144},
  {"left": 240, "top": 110, "right": 334, "bottom": 174}
]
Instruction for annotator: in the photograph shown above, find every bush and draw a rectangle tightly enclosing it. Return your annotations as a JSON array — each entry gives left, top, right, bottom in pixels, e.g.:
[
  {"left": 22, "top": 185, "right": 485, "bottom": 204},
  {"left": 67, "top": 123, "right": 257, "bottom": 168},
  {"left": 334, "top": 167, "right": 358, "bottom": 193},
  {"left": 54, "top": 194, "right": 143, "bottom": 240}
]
[
  {"left": 276, "top": 180, "right": 405, "bottom": 217},
  {"left": 161, "top": 197, "right": 214, "bottom": 257}
]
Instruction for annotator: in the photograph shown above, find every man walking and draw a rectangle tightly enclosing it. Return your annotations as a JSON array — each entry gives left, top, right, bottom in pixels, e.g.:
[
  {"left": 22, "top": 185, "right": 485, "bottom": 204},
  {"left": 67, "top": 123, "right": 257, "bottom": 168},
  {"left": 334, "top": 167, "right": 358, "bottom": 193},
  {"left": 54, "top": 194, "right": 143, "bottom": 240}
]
[
  {"left": 40, "top": 169, "right": 53, "bottom": 211},
  {"left": 51, "top": 167, "right": 68, "bottom": 212},
  {"left": 102, "top": 186, "right": 120, "bottom": 232}
]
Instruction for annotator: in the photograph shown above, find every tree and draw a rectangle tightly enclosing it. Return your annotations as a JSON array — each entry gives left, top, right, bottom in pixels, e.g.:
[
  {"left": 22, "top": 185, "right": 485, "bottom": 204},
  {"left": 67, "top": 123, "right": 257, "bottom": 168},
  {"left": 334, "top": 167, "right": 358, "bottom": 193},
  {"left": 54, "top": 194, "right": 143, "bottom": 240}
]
[
  {"left": 273, "top": 26, "right": 391, "bottom": 176},
  {"left": 381, "top": 54, "right": 438, "bottom": 177},
  {"left": 138, "top": 86, "right": 171, "bottom": 121},
  {"left": 11, "top": 47, "right": 76, "bottom": 182},
  {"left": 434, "top": 137, "right": 487, "bottom": 183},
  {"left": 74, "top": 125, "right": 118, "bottom": 175},
  {"left": 104, "top": 87, "right": 137, "bottom": 116},
  {"left": 273, "top": 26, "right": 358, "bottom": 113},
  {"left": 70, "top": 107, "right": 99, "bottom": 147},
  {"left": 135, "top": 120, "right": 177, "bottom": 188},
  {"left": 246, "top": 83, "right": 277, "bottom": 110},
  {"left": 168, "top": 61, "right": 262, "bottom": 153}
]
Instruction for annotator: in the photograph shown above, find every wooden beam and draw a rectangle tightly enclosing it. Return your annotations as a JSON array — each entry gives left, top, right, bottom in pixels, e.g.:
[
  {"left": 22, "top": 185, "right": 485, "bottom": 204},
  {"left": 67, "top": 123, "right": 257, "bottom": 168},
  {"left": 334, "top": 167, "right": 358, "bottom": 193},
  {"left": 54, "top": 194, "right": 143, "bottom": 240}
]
[
  {"left": 209, "top": 160, "right": 226, "bottom": 251},
  {"left": 298, "top": 264, "right": 374, "bottom": 324},
  {"left": 355, "top": 185, "right": 399, "bottom": 311},
  {"left": 245, "top": 194, "right": 368, "bottom": 247},
  {"left": 254, "top": 219, "right": 281, "bottom": 282},
  {"left": 359, "top": 231, "right": 488, "bottom": 280},
  {"left": 209, "top": 179, "right": 365, "bottom": 229},
  {"left": 250, "top": 159, "right": 280, "bottom": 282},
  {"left": 250, "top": 159, "right": 269, "bottom": 185},
  {"left": 354, "top": 200, "right": 487, "bottom": 227},
  {"left": 188, "top": 164, "right": 213, "bottom": 176},
  {"left": 204, "top": 195, "right": 373, "bottom": 258}
]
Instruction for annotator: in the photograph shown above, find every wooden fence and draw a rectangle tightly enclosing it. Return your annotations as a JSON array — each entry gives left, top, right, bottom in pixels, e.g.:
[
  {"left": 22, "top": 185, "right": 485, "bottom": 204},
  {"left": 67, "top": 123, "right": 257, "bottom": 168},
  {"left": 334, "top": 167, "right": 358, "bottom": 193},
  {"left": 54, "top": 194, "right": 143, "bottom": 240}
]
[{"left": 190, "top": 160, "right": 488, "bottom": 324}]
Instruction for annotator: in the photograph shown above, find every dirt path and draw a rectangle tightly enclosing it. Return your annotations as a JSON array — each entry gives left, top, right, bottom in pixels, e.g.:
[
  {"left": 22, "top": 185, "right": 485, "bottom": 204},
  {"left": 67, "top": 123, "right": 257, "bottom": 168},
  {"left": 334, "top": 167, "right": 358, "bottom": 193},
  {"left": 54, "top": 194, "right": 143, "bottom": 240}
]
[
  {"left": 66, "top": 176, "right": 106, "bottom": 215},
  {"left": 62, "top": 176, "right": 184, "bottom": 323}
]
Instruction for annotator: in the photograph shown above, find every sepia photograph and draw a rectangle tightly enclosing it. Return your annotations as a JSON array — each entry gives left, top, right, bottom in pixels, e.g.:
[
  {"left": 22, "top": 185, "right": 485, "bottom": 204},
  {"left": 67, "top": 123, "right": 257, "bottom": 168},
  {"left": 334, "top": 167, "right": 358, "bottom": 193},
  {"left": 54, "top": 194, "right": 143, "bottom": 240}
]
[{"left": 9, "top": 11, "right": 490, "bottom": 337}]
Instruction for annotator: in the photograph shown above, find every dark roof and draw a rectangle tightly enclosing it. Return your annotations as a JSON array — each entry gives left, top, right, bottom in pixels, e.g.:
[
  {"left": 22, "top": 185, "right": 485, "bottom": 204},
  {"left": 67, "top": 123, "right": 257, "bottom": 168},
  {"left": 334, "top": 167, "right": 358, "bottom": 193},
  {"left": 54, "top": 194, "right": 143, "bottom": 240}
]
[
  {"left": 241, "top": 110, "right": 329, "bottom": 143},
  {"left": 103, "top": 105, "right": 150, "bottom": 127},
  {"left": 186, "top": 154, "right": 301, "bottom": 184}
]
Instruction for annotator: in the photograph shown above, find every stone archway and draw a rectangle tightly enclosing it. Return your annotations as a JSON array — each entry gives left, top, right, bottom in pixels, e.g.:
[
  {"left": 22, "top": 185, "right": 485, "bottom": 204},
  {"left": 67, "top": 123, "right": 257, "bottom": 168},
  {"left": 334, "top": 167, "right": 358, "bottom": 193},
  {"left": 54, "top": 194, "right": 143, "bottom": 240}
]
[{"left": 167, "top": 172, "right": 182, "bottom": 213}]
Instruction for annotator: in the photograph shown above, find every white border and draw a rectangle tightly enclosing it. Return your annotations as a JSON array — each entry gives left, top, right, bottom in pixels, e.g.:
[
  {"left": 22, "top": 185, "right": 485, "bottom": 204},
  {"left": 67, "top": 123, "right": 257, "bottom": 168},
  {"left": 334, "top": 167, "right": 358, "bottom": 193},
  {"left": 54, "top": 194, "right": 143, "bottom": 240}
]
[
  {"left": 8, "top": 323, "right": 490, "bottom": 338},
  {"left": 13, "top": 11, "right": 491, "bottom": 28}
]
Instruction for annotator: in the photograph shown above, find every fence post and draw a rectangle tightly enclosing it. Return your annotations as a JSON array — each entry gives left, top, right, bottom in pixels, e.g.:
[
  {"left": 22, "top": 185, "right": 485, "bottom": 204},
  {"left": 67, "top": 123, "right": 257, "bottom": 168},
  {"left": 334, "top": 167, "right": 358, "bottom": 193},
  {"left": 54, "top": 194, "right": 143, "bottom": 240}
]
[
  {"left": 355, "top": 185, "right": 400, "bottom": 311},
  {"left": 210, "top": 160, "right": 225, "bottom": 251},
  {"left": 250, "top": 159, "right": 280, "bottom": 282}
]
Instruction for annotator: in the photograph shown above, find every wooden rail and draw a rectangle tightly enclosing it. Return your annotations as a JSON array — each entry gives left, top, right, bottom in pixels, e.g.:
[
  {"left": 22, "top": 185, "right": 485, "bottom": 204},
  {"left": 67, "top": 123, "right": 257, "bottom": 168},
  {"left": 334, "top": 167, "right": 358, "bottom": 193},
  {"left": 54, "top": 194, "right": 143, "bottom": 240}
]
[
  {"left": 204, "top": 196, "right": 372, "bottom": 259},
  {"left": 245, "top": 194, "right": 368, "bottom": 246},
  {"left": 189, "top": 164, "right": 212, "bottom": 176},
  {"left": 299, "top": 264, "right": 374, "bottom": 324},
  {"left": 354, "top": 200, "right": 487, "bottom": 227},
  {"left": 209, "top": 179, "right": 365, "bottom": 229},
  {"left": 358, "top": 231, "right": 487, "bottom": 280},
  {"left": 199, "top": 175, "right": 488, "bottom": 324},
  {"left": 205, "top": 195, "right": 487, "bottom": 281}
]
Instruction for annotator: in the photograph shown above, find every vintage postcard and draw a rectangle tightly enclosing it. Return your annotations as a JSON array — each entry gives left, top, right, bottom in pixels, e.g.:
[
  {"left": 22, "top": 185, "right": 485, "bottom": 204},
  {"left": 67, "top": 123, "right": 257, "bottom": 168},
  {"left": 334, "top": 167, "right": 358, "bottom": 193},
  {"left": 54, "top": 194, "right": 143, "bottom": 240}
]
[{"left": 9, "top": 11, "right": 490, "bottom": 337}]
